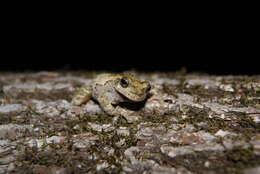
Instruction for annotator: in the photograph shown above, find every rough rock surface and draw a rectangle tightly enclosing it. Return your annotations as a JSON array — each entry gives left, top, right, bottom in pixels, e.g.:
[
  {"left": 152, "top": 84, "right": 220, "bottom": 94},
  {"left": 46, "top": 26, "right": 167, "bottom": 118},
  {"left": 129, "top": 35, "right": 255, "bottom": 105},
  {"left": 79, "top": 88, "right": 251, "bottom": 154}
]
[{"left": 0, "top": 71, "right": 260, "bottom": 174}]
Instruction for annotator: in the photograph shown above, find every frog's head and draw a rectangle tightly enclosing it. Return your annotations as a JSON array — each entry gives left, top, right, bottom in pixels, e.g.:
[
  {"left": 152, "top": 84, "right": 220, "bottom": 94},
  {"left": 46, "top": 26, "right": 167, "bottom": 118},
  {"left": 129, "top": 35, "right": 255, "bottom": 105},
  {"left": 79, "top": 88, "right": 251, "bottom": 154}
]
[{"left": 115, "top": 73, "right": 151, "bottom": 102}]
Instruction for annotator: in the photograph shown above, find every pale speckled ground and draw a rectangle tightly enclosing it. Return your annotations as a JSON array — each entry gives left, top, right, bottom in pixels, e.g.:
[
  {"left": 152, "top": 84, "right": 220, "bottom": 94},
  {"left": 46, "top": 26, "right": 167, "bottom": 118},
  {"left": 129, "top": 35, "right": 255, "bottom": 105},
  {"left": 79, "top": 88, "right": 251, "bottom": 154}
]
[{"left": 0, "top": 71, "right": 260, "bottom": 174}]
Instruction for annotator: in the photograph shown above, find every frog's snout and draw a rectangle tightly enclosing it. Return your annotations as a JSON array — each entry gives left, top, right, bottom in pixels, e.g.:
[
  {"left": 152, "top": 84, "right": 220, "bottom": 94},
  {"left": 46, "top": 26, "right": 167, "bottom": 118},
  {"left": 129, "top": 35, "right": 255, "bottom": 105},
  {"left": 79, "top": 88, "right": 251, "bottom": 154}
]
[{"left": 142, "top": 81, "right": 151, "bottom": 93}]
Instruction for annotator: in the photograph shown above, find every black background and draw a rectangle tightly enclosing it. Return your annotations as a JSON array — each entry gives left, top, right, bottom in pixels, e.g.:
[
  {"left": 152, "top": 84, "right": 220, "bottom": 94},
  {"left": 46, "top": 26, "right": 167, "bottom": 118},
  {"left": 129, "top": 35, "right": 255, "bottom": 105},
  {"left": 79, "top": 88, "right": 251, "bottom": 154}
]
[
  {"left": 1, "top": 39, "right": 258, "bottom": 75},
  {"left": 1, "top": 9, "right": 259, "bottom": 75}
]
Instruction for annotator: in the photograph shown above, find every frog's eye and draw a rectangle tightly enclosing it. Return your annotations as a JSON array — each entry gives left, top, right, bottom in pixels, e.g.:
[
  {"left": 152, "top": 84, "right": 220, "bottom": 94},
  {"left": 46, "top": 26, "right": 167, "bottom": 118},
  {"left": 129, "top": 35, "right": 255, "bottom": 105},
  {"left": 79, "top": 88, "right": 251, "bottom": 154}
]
[{"left": 120, "top": 77, "right": 129, "bottom": 88}]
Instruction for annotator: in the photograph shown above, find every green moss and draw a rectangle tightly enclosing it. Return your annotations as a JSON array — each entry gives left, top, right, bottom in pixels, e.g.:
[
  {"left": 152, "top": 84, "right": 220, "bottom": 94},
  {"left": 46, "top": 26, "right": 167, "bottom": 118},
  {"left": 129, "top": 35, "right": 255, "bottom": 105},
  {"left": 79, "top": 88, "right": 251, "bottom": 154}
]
[
  {"left": 16, "top": 112, "right": 140, "bottom": 173},
  {"left": 163, "top": 76, "right": 260, "bottom": 107},
  {"left": 64, "top": 119, "right": 81, "bottom": 129},
  {"left": 16, "top": 130, "right": 127, "bottom": 173},
  {"left": 141, "top": 114, "right": 171, "bottom": 124},
  {"left": 154, "top": 146, "right": 260, "bottom": 174},
  {"left": 77, "top": 113, "right": 113, "bottom": 124},
  {"left": 0, "top": 114, "right": 13, "bottom": 124},
  {"left": 14, "top": 89, "right": 73, "bottom": 101},
  {"left": 0, "top": 106, "right": 41, "bottom": 125},
  {"left": 162, "top": 83, "right": 179, "bottom": 98},
  {"left": 223, "top": 147, "right": 260, "bottom": 174},
  {"left": 114, "top": 115, "right": 130, "bottom": 127},
  {"left": 171, "top": 105, "right": 260, "bottom": 141},
  {"left": 226, "top": 147, "right": 256, "bottom": 165}
]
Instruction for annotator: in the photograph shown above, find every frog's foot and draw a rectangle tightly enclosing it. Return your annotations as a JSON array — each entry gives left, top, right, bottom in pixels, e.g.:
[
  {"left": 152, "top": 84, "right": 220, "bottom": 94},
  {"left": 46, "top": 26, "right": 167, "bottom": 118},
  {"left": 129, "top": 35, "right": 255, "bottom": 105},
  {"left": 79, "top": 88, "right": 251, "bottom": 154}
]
[
  {"left": 103, "top": 104, "right": 141, "bottom": 123},
  {"left": 101, "top": 103, "right": 131, "bottom": 116},
  {"left": 119, "top": 109, "right": 142, "bottom": 123},
  {"left": 115, "top": 107, "right": 136, "bottom": 117}
]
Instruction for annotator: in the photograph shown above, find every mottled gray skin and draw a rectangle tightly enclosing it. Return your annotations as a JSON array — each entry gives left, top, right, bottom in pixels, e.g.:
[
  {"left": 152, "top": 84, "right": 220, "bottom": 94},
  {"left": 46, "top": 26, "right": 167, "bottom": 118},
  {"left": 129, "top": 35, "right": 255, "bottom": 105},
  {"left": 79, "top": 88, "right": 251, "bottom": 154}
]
[{"left": 72, "top": 73, "right": 151, "bottom": 116}]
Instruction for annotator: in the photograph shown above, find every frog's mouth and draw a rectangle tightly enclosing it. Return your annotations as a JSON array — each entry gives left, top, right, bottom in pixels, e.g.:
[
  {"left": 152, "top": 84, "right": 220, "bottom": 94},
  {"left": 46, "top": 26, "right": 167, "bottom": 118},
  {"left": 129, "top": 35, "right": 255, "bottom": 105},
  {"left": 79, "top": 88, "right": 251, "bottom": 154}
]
[
  {"left": 116, "top": 90, "right": 147, "bottom": 102},
  {"left": 115, "top": 93, "right": 149, "bottom": 111}
]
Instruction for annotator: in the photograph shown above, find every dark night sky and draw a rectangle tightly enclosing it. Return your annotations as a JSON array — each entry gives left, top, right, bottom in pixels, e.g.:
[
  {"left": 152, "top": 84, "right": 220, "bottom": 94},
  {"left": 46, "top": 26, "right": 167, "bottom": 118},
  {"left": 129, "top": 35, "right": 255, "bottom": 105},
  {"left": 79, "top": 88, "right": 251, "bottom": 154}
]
[
  {"left": 1, "top": 14, "right": 258, "bottom": 75},
  {"left": 1, "top": 38, "right": 258, "bottom": 74},
  {"left": 1, "top": 36, "right": 258, "bottom": 74}
]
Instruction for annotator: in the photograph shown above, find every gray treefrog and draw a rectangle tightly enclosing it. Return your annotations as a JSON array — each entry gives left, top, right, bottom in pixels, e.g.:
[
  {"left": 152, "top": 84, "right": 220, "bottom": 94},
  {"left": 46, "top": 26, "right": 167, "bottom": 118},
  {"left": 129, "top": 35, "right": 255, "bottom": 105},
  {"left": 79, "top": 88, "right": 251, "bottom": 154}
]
[{"left": 72, "top": 73, "right": 151, "bottom": 116}]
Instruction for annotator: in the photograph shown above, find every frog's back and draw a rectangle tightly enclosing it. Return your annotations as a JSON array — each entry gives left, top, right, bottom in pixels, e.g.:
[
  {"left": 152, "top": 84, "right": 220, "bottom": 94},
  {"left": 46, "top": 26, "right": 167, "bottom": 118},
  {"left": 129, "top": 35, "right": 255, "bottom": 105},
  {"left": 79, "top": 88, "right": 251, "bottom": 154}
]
[{"left": 94, "top": 73, "right": 121, "bottom": 85}]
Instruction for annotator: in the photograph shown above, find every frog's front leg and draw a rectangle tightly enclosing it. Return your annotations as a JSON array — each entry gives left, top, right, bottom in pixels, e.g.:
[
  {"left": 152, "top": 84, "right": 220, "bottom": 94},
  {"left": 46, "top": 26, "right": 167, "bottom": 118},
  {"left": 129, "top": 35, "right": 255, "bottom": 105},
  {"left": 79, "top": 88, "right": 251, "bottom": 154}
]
[
  {"left": 98, "top": 93, "right": 134, "bottom": 116},
  {"left": 72, "top": 84, "right": 92, "bottom": 106},
  {"left": 98, "top": 94, "right": 121, "bottom": 116}
]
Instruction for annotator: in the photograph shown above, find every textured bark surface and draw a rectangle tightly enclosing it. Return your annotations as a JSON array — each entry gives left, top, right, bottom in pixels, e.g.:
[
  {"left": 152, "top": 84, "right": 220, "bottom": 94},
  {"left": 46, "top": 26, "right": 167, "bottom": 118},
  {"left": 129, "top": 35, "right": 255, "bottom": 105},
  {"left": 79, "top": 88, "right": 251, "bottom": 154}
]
[{"left": 0, "top": 71, "right": 260, "bottom": 174}]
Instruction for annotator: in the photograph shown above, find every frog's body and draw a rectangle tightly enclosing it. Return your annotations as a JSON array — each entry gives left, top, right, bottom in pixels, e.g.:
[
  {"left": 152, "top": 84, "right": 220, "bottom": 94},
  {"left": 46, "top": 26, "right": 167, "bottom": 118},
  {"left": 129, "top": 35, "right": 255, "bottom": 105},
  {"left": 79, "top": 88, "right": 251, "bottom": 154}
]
[{"left": 72, "top": 73, "right": 151, "bottom": 116}]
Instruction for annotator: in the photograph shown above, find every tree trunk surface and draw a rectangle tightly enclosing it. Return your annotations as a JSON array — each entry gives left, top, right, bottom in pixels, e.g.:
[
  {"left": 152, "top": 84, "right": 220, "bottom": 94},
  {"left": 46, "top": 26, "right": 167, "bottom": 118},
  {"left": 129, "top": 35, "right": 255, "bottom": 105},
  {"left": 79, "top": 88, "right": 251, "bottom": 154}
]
[{"left": 0, "top": 71, "right": 259, "bottom": 174}]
